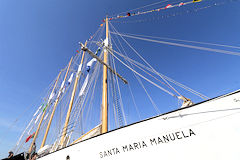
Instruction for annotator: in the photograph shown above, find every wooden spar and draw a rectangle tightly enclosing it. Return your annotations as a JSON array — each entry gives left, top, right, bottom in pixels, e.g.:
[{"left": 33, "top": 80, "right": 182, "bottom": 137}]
[
  {"left": 28, "top": 67, "right": 64, "bottom": 153},
  {"left": 101, "top": 17, "right": 109, "bottom": 134},
  {"left": 60, "top": 41, "right": 88, "bottom": 147},
  {"left": 80, "top": 45, "right": 128, "bottom": 84},
  {"left": 40, "top": 57, "right": 73, "bottom": 148}
]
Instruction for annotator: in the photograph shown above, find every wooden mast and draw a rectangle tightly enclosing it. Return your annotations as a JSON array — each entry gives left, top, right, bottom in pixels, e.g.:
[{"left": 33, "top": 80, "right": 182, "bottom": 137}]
[
  {"left": 28, "top": 68, "right": 64, "bottom": 154},
  {"left": 40, "top": 57, "right": 73, "bottom": 148},
  {"left": 60, "top": 41, "right": 88, "bottom": 147},
  {"left": 101, "top": 17, "right": 109, "bottom": 134}
]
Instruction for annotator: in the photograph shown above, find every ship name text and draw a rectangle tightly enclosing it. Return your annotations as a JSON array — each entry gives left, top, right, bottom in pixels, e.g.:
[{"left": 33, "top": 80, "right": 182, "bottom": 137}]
[{"left": 99, "top": 128, "right": 196, "bottom": 158}]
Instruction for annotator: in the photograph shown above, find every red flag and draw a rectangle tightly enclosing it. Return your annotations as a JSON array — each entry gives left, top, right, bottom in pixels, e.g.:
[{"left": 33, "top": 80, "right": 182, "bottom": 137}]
[
  {"left": 25, "top": 132, "right": 35, "bottom": 143},
  {"left": 165, "top": 4, "right": 173, "bottom": 9},
  {"left": 179, "top": 2, "right": 184, "bottom": 6}
]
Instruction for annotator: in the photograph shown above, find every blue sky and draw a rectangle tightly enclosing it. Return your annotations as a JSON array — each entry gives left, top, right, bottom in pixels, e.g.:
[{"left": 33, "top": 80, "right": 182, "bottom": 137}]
[{"left": 0, "top": 0, "right": 240, "bottom": 158}]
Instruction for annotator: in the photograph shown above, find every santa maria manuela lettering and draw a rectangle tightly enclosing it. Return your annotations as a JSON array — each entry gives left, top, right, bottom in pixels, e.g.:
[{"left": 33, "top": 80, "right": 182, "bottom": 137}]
[
  {"left": 99, "top": 128, "right": 196, "bottom": 158},
  {"left": 149, "top": 128, "right": 196, "bottom": 145}
]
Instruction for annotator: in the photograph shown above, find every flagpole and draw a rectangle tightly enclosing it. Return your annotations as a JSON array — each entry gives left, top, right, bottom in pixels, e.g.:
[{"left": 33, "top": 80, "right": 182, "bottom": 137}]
[
  {"left": 101, "top": 16, "right": 109, "bottom": 134},
  {"left": 60, "top": 41, "right": 88, "bottom": 147},
  {"left": 28, "top": 68, "right": 63, "bottom": 154}
]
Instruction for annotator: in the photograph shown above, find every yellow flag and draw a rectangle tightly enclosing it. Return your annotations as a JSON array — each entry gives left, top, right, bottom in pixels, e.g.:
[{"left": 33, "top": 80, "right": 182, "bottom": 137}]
[{"left": 193, "top": 0, "right": 202, "bottom": 2}]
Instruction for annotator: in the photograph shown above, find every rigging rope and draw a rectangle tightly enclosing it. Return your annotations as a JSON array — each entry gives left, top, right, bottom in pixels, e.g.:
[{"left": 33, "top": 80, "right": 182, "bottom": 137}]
[
  {"left": 109, "top": 22, "right": 209, "bottom": 100},
  {"left": 108, "top": 40, "right": 121, "bottom": 128},
  {"left": 109, "top": 47, "right": 209, "bottom": 99},
  {"left": 67, "top": 51, "right": 103, "bottom": 143},
  {"left": 114, "top": 32, "right": 240, "bottom": 50},
  {"left": 108, "top": 32, "right": 128, "bottom": 126},
  {"left": 107, "top": 48, "right": 177, "bottom": 97},
  {"left": 108, "top": 66, "right": 119, "bottom": 128},
  {"left": 111, "top": 32, "right": 240, "bottom": 56},
  {"left": 65, "top": 55, "right": 92, "bottom": 142},
  {"left": 110, "top": 23, "right": 183, "bottom": 97},
  {"left": 110, "top": 34, "right": 142, "bottom": 119},
  {"left": 12, "top": 71, "right": 63, "bottom": 153},
  {"left": 110, "top": 51, "right": 126, "bottom": 126},
  {"left": 110, "top": 30, "right": 161, "bottom": 114},
  {"left": 76, "top": 56, "right": 101, "bottom": 133},
  {"left": 109, "top": 60, "right": 123, "bottom": 127},
  {"left": 110, "top": 31, "right": 157, "bottom": 117}
]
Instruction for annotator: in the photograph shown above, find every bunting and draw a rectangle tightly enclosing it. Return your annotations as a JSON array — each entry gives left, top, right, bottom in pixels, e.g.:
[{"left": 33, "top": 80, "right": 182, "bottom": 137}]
[{"left": 102, "top": 0, "right": 202, "bottom": 22}]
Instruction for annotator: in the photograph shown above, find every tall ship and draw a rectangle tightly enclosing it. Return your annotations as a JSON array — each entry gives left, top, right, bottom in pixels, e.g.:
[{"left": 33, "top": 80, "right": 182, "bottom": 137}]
[{"left": 2, "top": 0, "right": 240, "bottom": 159}]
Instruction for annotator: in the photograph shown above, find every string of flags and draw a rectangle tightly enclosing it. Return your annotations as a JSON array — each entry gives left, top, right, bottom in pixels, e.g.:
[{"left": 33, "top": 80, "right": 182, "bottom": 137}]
[
  {"left": 100, "top": 0, "right": 202, "bottom": 25},
  {"left": 89, "top": 24, "right": 105, "bottom": 41},
  {"left": 109, "top": 1, "right": 225, "bottom": 25}
]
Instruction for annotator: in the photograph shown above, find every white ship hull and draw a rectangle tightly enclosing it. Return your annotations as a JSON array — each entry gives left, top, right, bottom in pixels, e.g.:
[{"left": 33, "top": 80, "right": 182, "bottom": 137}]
[{"left": 39, "top": 90, "right": 240, "bottom": 160}]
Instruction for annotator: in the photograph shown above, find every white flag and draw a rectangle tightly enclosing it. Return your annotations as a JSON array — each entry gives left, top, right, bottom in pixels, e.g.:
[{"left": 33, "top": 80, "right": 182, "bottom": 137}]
[
  {"left": 33, "top": 105, "right": 42, "bottom": 116},
  {"left": 35, "top": 112, "right": 42, "bottom": 124},
  {"left": 48, "top": 92, "right": 55, "bottom": 102},
  {"left": 87, "top": 58, "right": 96, "bottom": 68},
  {"left": 68, "top": 73, "right": 74, "bottom": 84},
  {"left": 44, "top": 113, "right": 49, "bottom": 120},
  {"left": 79, "top": 74, "right": 89, "bottom": 97}
]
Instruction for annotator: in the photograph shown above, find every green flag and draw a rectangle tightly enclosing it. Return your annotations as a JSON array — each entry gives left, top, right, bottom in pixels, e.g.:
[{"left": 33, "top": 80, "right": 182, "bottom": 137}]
[{"left": 43, "top": 104, "right": 48, "bottom": 112}]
